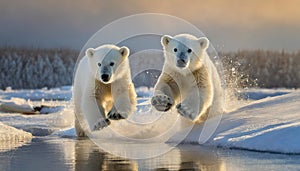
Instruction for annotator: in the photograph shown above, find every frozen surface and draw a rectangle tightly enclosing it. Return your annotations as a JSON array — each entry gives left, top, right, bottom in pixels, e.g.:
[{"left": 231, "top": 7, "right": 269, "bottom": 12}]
[
  {"left": 0, "top": 122, "right": 32, "bottom": 152},
  {"left": 0, "top": 99, "right": 73, "bottom": 136},
  {"left": 0, "top": 87, "right": 73, "bottom": 136},
  {"left": 0, "top": 87, "right": 300, "bottom": 154},
  {"left": 0, "top": 98, "right": 35, "bottom": 114},
  {"left": 237, "top": 88, "right": 294, "bottom": 100},
  {"left": 0, "top": 86, "right": 72, "bottom": 101},
  {"left": 170, "top": 90, "right": 300, "bottom": 154},
  {"left": 51, "top": 127, "right": 77, "bottom": 138}
]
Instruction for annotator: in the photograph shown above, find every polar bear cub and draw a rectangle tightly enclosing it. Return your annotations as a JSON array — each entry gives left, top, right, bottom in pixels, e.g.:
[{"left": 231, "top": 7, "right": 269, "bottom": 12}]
[
  {"left": 74, "top": 44, "right": 137, "bottom": 137},
  {"left": 151, "top": 34, "right": 224, "bottom": 122}
]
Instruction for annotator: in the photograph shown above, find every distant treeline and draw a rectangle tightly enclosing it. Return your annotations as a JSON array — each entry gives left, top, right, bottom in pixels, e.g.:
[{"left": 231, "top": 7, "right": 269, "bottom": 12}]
[
  {"left": 221, "top": 50, "right": 300, "bottom": 88},
  {"left": 0, "top": 47, "right": 78, "bottom": 89},
  {"left": 0, "top": 47, "right": 299, "bottom": 89}
]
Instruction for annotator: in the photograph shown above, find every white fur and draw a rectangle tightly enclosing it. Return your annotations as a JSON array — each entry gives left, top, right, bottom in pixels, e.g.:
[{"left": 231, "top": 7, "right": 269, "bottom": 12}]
[
  {"left": 74, "top": 44, "right": 137, "bottom": 137},
  {"left": 152, "top": 34, "right": 224, "bottom": 123}
]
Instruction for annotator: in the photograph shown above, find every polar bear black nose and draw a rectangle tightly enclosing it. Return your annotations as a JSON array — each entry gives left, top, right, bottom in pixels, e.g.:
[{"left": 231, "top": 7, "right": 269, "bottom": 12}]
[
  {"left": 176, "top": 59, "right": 187, "bottom": 68},
  {"left": 101, "top": 74, "right": 110, "bottom": 82},
  {"left": 178, "top": 59, "right": 186, "bottom": 63}
]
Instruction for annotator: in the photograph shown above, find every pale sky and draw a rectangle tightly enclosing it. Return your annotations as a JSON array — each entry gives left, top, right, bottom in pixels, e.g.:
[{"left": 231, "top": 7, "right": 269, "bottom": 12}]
[{"left": 0, "top": 0, "right": 299, "bottom": 52}]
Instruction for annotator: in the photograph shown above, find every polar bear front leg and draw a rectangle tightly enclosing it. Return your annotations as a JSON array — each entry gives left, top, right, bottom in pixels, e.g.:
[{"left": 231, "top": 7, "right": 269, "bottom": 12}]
[
  {"left": 152, "top": 73, "right": 181, "bottom": 112},
  {"left": 176, "top": 87, "right": 213, "bottom": 122},
  {"left": 176, "top": 88, "right": 204, "bottom": 121},
  {"left": 108, "top": 85, "right": 136, "bottom": 120},
  {"left": 82, "top": 90, "right": 110, "bottom": 131},
  {"left": 152, "top": 81, "right": 178, "bottom": 112}
]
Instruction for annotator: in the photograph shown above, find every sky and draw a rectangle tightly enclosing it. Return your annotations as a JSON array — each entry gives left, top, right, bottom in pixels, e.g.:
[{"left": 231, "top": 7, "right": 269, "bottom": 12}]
[{"left": 0, "top": 0, "right": 300, "bottom": 52}]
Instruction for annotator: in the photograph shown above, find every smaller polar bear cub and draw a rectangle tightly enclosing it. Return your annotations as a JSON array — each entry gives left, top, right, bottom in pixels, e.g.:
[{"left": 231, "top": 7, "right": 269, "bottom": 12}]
[
  {"left": 151, "top": 34, "right": 224, "bottom": 122},
  {"left": 74, "top": 44, "right": 137, "bottom": 137}
]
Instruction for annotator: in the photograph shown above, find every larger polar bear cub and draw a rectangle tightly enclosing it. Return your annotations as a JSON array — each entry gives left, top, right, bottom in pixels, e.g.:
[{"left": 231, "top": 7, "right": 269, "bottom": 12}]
[
  {"left": 74, "top": 44, "right": 137, "bottom": 137},
  {"left": 151, "top": 34, "right": 224, "bottom": 123}
]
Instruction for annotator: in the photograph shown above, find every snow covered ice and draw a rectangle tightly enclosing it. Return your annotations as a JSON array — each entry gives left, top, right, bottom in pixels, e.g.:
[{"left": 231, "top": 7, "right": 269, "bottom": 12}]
[
  {"left": 170, "top": 89, "right": 300, "bottom": 154},
  {"left": 0, "top": 122, "right": 32, "bottom": 152},
  {"left": 0, "top": 86, "right": 300, "bottom": 154},
  {"left": 0, "top": 87, "right": 74, "bottom": 137},
  {"left": 0, "top": 86, "right": 72, "bottom": 101},
  {"left": 0, "top": 98, "right": 35, "bottom": 114}
]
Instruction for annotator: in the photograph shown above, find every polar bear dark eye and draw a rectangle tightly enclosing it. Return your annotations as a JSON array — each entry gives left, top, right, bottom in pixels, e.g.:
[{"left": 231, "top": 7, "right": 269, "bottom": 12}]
[
  {"left": 98, "top": 63, "right": 101, "bottom": 67},
  {"left": 110, "top": 62, "right": 115, "bottom": 66},
  {"left": 173, "top": 48, "right": 177, "bottom": 52},
  {"left": 187, "top": 49, "right": 192, "bottom": 53}
]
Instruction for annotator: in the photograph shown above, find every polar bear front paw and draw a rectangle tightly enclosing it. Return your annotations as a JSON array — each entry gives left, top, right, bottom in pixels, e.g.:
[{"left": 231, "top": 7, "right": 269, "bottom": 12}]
[
  {"left": 176, "top": 103, "right": 198, "bottom": 121},
  {"left": 151, "top": 94, "right": 174, "bottom": 112},
  {"left": 107, "top": 111, "right": 127, "bottom": 120},
  {"left": 92, "top": 118, "right": 111, "bottom": 131},
  {"left": 107, "top": 107, "right": 128, "bottom": 120}
]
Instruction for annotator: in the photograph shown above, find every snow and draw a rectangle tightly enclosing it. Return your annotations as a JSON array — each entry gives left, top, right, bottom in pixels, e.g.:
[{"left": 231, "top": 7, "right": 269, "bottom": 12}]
[
  {"left": 170, "top": 90, "right": 300, "bottom": 154},
  {"left": 0, "top": 105, "right": 73, "bottom": 136},
  {"left": 50, "top": 127, "right": 77, "bottom": 138},
  {"left": 0, "top": 99, "right": 73, "bottom": 136},
  {"left": 0, "top": 86, "right": 300, "bottom": 154},
  {"left": 135, "top": 86, "right": 154, "bottom": 97},
  {"left": 0, "top": 98, "right": 35, "bottom": 114},
  {"left": 0, "top": 86, "right": 72, "bottom": 101},
  {"left": 237, "top": 88, "right": 294, "bottom": 100},
  {"left": 0, "top": 122, "right": 32, "bottom": 152}
]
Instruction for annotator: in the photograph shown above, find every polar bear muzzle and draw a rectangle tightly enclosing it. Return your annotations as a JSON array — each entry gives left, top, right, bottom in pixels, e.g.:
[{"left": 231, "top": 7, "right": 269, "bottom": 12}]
[
  {"left": 100, "top": 66, "right": 112, "bottom": 83},
  {"left": 176, "top": 52, "right": 189, "bottom": 68},
  {"left": 176, "top": 58, "right": 187, "bottom": 68}
]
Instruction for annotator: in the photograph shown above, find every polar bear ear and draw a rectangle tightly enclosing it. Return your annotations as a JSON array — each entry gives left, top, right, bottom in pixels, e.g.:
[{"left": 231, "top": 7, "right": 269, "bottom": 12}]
[
  {"left": 86, "top": 48, "right": 94, "bottom": 58},
  {"left": 119, "top": 46, "right": 130, "bottom": 58},
  {"left": 161, "top": 35, "right": 172, "bottom": 47},
  {"left": 198, "top": 37, "right": 209, "bottom": 50}
]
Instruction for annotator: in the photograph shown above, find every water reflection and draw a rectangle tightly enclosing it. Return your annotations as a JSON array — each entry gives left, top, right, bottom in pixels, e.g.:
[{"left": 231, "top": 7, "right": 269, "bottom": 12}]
[
  {"left": 73, "top": 138, "right": 224, "bottom": 170},
  {"left": 74, "top": 139, "right": 225, "bottom": 171},
  {"left": 74, "top": 138, "right": 138, "bottom": 171},
  {"left": 0, "top": 138, "right": 225, "bottom": 171},
  {"left": 1, "top": 138, "right": 299, "bottom": 171}
]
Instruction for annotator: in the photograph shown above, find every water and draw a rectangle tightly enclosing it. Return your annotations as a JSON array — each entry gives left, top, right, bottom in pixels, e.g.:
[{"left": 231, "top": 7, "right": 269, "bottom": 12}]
[{"left": 0, "top": 138, "right": 299, "bottom": 171}]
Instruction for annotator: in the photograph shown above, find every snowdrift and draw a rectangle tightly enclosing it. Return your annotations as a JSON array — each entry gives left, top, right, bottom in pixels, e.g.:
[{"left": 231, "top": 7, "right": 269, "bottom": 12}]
[
  {"left": 0, "top": 122, "right": 32, "bottom": 152},
  {"left": 0, "top": 98, "right": 36, "bottom": 114},
  {"left": 170, "top": 91, "right": 300, "bottom": 154},
  {"left": 0, "top": 98, "right": 64, "bottom": 114}
]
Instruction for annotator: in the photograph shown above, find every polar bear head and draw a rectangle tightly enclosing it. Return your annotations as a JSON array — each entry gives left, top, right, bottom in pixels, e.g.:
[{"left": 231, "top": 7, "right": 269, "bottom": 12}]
[
  {"left": 161, "top": 34, "right": 209, "bottom": 71},
  {"left": 86, "top": 44, "right": 130, "bottom": 84}
]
